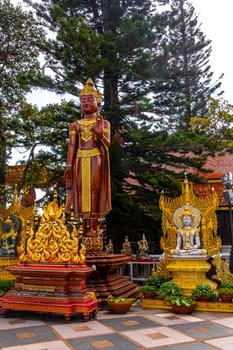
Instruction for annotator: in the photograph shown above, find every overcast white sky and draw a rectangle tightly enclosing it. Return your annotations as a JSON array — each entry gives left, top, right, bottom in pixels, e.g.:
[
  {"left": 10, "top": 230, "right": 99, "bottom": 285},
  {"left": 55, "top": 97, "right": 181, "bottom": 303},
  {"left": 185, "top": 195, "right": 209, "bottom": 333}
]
[
  {"left": 192, "top": 0, "right": 233, "bottom": 103},
  {"left": 11, "top": 0, "right": 233, "bottom": 105}
]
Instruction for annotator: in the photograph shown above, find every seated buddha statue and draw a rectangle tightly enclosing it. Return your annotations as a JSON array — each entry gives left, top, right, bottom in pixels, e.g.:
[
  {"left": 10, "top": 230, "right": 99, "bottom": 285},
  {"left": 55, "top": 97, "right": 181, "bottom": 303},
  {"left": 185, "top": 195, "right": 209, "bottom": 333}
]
[
  {"left": 170, "top": 206, "right": 207, "bottom": 258},
  {"left": 121, "top": 235, "right": 132, "bottom": 256},
  {"left": 105, "top": 239, "right": 113, "bottom": 254}
]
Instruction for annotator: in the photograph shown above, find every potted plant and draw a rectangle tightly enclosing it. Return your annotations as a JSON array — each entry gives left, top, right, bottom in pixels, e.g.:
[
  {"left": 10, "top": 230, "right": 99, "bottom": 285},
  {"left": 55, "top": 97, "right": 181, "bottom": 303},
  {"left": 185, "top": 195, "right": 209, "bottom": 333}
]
[
  {"left": 140, "top": 285, "right": 157, "bottom": 299},
  {"left": 141, "top": 274, "right": 169, "bottom": 299},
  {"left": 170, "top": 295, "right": 196, "bottom": 314},
  {"left": 192, "top": 284, "right": 218, "bottom": 302},
  {"left": 217, "top": 283, "right": 233, "bottom": 303},
  {"left": 0, "top": 280, "right": 14, "bottom": 297},
  {"left": 158, "top": 281, "right": 182, "bottom": 301},
  {"left": 143, "top": 275, "right": 170, "bottom": 289},
  {"left": 106, "top": 295, "right": 135, "bottom": 314}
]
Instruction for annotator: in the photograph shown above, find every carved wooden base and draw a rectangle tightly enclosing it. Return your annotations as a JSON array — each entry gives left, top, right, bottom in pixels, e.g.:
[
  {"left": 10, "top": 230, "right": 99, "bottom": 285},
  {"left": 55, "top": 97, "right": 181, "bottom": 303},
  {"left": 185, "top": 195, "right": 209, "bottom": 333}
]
[
  {"left": 0, "top": 264, "right": 98, "bottom": 322},
  {"left": 166, "top": 258, "right": 217, "bottom": 295},
  {"left": 86, "top": 253, "right": 141, "bottom": 300}
]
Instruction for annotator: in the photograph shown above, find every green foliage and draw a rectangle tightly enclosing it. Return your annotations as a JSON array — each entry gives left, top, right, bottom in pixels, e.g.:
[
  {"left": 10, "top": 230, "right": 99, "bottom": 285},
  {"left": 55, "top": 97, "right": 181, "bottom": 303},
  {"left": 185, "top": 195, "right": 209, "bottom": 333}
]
[
  {"left": 141, "top": 274, "right": 170, "bottom": 296},
  {"left": 0, "top": 1, "right": 44, "bottom": 110},
  {"left": 0, "top": 0, "right": 45, "bottom": 203},
  {"left": 107, "top": 295, "right": 135, "bottom": 303},
  {"left": 217, "top": 283, "right": 233, "bottom": 296},
  {"left": 150, "top": 0, "right": 223, "bottom": 130},
  {"left": 218, "top": 282, "right": 233, "bottom": 289},
  {"left": 0, "top": 279, "right": 14, "bottom": 296},
  {"left": 190, "top": 98, "right": 233, "bottom": 152},
  {"left": 5, "top": 0, "right": 222, "bottom": 248},
  {"left": 192, "top": 284, "right": 218, "bottom": 298},
  {"left": 170, "top": 295, "right": 194, "bottom": 307},
  {"left": 140, "top": 285, "right": 157, "bottom": 294},
  {"left": 217, "top": 287, "right": 233, "bottom": 296},
  {"left": 143, "top": 275, "right": 170, "bottom": 288},
  {"left": 159, "top": 281, "right": 182, "bottom": 300}
]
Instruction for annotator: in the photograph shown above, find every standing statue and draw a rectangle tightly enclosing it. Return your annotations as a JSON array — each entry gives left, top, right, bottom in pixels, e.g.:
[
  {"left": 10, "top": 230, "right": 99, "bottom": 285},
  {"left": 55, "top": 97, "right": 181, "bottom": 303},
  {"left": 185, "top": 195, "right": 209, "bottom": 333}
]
[
  {"left": 137, "top": 233, "right": 149, "bottom": 257},
  {"left": 0, "top": 216, "right": 18, "bottom": 256},
  {"left": 170, "top": 206, "right": 207, "bottom": 257},
  {"left": 64, "top": 78, "right": 111, "bottom": 236}
]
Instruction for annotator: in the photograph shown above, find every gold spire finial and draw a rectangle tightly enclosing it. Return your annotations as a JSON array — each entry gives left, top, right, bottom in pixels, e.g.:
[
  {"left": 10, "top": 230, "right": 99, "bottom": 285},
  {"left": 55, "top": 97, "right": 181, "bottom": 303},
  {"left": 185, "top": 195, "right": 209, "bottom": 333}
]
[{"left": 80, "top": 78, "right": 102, "bottom": 103}]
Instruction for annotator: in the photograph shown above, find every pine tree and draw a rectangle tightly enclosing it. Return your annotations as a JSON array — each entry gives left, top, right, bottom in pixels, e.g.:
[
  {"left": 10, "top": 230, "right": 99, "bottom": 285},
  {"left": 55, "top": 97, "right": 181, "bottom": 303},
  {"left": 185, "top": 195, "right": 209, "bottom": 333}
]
[
  {"left": 19, "top": 0, "right": 221, "bottom": 251},
  {"left": 22, "top": 0, "right": 162, "bottom": 247},
  {"left": 152, "top": 0, "right": 223, "bottom": 130},
  {"left": 0, "top": 0, "right": 44, "bottom": 205}
]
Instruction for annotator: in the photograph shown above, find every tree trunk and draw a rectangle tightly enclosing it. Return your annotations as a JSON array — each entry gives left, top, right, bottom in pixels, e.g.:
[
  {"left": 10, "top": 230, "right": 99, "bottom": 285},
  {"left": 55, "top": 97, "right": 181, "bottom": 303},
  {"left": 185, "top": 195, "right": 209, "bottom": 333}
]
[{"left": 0, "top": 100, "right": 7, "bottom": 207}]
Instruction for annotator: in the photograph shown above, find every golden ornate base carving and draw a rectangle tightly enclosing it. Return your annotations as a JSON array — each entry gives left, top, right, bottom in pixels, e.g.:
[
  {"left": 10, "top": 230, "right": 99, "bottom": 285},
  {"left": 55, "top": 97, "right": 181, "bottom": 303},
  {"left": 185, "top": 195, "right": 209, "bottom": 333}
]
[
  {"left": 167, "top": 258, "right": 217, "bottom": 295},
  {"left": 142, "top": 298, "right": 233, "bottom": 313},
  {"left": 83, "top": 236, "right": 103, "bottom": 254},
  {"left": 0, "top": 258, "right": 18, "bottom": 280}
]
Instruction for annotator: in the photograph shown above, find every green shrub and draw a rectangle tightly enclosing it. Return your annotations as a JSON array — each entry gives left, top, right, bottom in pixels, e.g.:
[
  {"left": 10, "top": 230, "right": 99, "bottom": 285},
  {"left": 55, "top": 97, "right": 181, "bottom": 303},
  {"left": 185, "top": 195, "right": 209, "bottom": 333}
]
[
  {"left": 159, "top": 281, "right": 182, "bottom": 300},
  {"left": 107, "top": 295, "right": 135, "bottom": 303},
  {"left": 170, "top": 295, "right": 194, "bottom": 307},
  {"left": 143, "top": 275, "right": 170, "bottom": 289},
  {"left": 218, "top": 282, "right": 233, "bottom": 289},
  {"left": 0, "top": 279, "right": 14, "bottom": 296},
  {"left": 192, "top": 284, "right": 217, "bottom": 299},
  {"left": 140, "top": 285, "right": 157, "bottom": 294},
  {"left": 217, "top": 287, "right": 233, "bottom": 296}
]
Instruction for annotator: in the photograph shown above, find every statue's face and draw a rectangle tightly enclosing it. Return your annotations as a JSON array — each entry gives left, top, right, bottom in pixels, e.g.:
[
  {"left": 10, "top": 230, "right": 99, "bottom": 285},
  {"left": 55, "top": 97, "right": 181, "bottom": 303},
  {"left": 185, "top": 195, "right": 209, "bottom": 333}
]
[
  {"left": 81, "top": 94, "right": 98, "bottom": 114},
  {"left": 182, "top": 215, "right": 192, "bottom": 227}
]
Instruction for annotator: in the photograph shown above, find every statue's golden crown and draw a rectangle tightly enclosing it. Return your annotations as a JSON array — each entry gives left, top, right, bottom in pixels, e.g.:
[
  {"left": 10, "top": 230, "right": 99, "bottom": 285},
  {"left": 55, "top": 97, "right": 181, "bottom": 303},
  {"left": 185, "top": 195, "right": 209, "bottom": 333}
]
[
  {"left": 182, "top": 207, "right": 192, "bottom": 217},
  {"left": 80, "top": 78, "right": 102, "bottom": 103}
]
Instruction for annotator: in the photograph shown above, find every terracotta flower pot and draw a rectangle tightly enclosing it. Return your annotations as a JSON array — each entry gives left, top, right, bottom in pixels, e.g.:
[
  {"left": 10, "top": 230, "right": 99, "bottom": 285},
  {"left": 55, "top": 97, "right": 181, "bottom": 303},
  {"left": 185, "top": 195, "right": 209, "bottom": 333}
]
[
  {"left": 219, "top": 295, "right": 232, "bottom": 303},
  {"left": 198, "top": 296, "right": 210, "bottom": 302},
  {"left": 171, "top": 303, "right": 196, "bottom": 314},
  {"left": 142, "top": 292, "right": 154, "bottom": 299},
  {"left": 107, "top": 301, "right": 133, "bottom": 314}
]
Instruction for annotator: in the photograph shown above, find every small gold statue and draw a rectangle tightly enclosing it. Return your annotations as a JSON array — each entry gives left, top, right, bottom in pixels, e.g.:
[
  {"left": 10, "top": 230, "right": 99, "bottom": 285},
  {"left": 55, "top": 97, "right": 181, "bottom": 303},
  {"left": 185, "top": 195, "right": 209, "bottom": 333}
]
[
  {"left": 121, "top": 235, "right": 132, "bottom": 256},
  {"left": 105, "top": 239, "right": 113, "bottom": 254}
]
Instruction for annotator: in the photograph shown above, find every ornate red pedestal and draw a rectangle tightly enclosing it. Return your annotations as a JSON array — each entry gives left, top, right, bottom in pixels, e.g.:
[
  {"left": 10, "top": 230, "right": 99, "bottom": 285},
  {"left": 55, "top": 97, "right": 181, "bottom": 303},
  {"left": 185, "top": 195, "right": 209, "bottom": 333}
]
[
  {"left": 0, "top": 264, "right": 98, "bottom": 322},
  {"left": 86, "top": 253, "right": 141, "bottom": 300}
]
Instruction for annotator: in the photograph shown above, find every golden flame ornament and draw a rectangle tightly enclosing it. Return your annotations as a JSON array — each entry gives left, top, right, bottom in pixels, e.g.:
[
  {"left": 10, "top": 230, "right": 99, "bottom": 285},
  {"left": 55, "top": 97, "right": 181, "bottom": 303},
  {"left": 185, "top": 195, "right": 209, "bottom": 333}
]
[{"left": 18, "top": 198, "right": 86, "bottom": 265}]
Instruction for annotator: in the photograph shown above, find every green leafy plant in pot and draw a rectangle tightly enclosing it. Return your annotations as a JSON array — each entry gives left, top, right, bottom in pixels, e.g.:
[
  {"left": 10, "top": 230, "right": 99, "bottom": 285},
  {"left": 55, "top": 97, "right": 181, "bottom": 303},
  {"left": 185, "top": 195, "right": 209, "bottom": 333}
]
[
  {"left": 107, "top": 295, "right": 135, "bottom": 314},
  {"left": 170, "top": 295, "right": 196, "bottom": 314},
  {"left": 217, "top": 283, "right": 233, "bottom": 303},
  {"left": 141, "top": 274, "right": 169, "bottom": 299},
  {"left": 192, "top": 284, "right": 218, "bottom": 301},
  {"left": 0, "top": 280, "right": 14, "bottom": 297},
  {"left": 140, "top": 285, "right": 157, "bottom": 298},
  {"left": 159, "top": 281, "right": 182, "bottom": 301}
]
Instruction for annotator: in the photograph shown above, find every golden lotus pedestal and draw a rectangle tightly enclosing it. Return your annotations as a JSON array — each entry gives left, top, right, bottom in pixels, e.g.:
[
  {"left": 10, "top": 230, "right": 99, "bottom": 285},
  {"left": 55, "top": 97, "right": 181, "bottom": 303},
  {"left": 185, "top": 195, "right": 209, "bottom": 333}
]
[{"left": 167, "top": 257, "right": 217, "bottom": 295}]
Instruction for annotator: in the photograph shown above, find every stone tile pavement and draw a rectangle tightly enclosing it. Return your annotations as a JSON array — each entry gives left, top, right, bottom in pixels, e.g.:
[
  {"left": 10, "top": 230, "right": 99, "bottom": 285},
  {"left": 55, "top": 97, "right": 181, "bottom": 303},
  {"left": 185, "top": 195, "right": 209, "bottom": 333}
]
[{"left": 0, "top": 302, "right": 233, "bottom": 349}]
